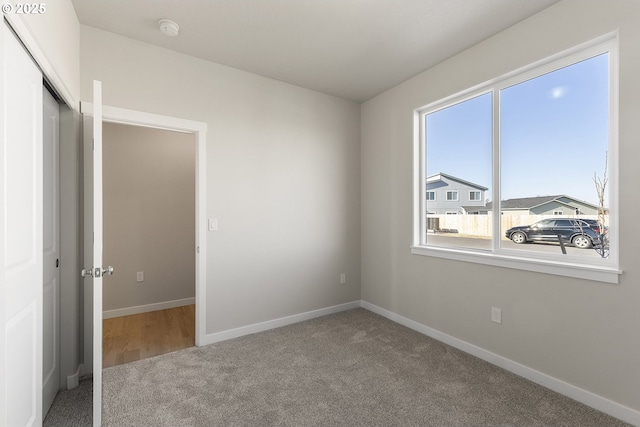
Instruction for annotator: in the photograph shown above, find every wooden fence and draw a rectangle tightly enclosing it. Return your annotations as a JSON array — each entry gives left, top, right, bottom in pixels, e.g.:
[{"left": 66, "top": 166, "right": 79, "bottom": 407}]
[{"left": 427, "top": 214, "right": 607, "bottom": 238}]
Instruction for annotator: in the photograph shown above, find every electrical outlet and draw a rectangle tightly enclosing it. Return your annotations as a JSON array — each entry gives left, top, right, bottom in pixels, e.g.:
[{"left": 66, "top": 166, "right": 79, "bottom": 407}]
[
  {"left": 491, "top": 307, "right": 502, "bottom": 324},
  {"left": 136, "top": 271, "right": 144, "bottom": 283},
  {"left": 340, "top": 273, "right": 346, "bottom": 284}
]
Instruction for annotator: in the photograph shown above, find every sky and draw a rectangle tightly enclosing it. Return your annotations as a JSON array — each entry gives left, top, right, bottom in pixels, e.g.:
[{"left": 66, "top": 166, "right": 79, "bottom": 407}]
[{"left": 425, "top": 52, "right": 609, "bottom": 207}]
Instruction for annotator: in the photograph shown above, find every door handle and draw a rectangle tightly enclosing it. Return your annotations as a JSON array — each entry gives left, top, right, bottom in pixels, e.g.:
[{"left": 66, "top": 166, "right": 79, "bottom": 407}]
[
  {"left": 100, "top": 266, "right": 115, "bottom": 277},
  {"left": 81, "top": 266, "right": 114, "bottom": 278}
]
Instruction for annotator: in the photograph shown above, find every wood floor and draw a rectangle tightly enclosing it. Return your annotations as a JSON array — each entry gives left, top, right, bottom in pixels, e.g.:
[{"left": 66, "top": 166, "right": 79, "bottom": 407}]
[{"left": 103, "top": 304, "right": 195, "bottom": 368}]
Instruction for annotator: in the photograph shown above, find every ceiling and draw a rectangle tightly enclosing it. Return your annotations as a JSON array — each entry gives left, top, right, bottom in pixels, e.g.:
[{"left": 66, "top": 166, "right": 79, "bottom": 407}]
[{"left": 71, "top": 0, "right": 560, "bottom": 103}]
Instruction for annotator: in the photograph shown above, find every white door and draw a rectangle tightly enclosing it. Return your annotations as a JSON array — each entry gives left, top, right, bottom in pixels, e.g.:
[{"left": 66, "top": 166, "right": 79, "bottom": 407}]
[
  {"left": 81, "top": 80, "right": 109, "bottom": 426},
  {"left": 0, "top": 21, "right": 44, "bottom": 427},
  {"left": 42, "top": 88, "right": 60, "bottom": 418}
]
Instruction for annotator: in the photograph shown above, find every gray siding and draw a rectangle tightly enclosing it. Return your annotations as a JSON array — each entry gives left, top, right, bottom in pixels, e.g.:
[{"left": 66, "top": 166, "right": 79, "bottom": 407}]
[
  {"left": 530, "top": 199, "right": 599, "bottom": 216},
  {"left": 426, "top": 175, "right": 486, "bottom": 214}
]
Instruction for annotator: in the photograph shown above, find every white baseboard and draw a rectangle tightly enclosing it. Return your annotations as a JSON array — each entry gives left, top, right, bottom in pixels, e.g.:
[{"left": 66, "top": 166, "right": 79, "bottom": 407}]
[
  {"left": 200, "top": 301, "right": 361, "bottom": 346},
  {"left": 360, "top": 300, "right": 640, "bottom": 427},
  {"left": 66, "top": 364, "right": 82, "bottom": 390},
  {"left": 102, "top": 297, "right": 195, "bottom": 319}
]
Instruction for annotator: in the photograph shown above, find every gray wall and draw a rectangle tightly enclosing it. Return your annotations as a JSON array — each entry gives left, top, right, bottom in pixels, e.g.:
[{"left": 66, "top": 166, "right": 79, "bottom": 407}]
[
  {"left": 102, "top": 123, "right": 196, "bottom": 313},
  {"left": 361, "top": 0, "right": 639, "bottom": 414},
  {"left": 7, "top": 0, "right": 80, "bottom": 105},
  {"left": 80, "top": 25, "right": 362, "bottom": 334},
  {"left": 59, "top": 105, "right": 83, "bottom": 387}
]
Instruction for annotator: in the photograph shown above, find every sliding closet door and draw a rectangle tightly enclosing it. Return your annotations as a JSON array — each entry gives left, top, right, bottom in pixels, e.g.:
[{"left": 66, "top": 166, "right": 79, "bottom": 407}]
[{"left": 0, "top": 21, "right": 44, "bottom": 427}]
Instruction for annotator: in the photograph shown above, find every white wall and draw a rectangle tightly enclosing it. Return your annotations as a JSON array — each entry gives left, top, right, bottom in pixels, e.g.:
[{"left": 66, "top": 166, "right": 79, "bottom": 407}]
[
  {"left": 5, "top": 0, "right": 80, "bottom": 106},
  {"left": 361, "top": 0, "right": 640, "bottom": 418},
  {"left": 102, "top": 123, "right": 195, "bottom": 313},
  {"left": 80, "top": 26, "right": 361, "bottom": 334}
]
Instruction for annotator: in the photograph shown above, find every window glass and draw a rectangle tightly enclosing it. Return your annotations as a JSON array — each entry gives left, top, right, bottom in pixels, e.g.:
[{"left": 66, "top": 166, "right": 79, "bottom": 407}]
[
  {"left": 424, "top": 93, "right": 492, "bottom": 250},
  {"left": 500, "top": 53, "right": 609, "bottom": 258},
  {"left": 417, "top": 42, "right": 614, "bottom": 275}
]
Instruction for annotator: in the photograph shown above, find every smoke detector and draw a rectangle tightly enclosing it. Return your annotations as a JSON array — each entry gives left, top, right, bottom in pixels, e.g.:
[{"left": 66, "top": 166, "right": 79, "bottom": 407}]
[{"left": 159, "top": 19, "right": 179, "bottom": 37}]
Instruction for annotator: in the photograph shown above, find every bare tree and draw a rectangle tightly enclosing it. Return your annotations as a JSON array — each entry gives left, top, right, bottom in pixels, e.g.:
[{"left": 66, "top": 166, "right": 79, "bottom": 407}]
[{"left": 593, "top": 152, "right": 609, "bottom": 258}]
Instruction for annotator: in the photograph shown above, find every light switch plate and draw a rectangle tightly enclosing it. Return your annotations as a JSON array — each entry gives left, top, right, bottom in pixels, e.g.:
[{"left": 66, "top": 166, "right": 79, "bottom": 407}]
[{"left": 491, "top": 307, "right": 502, "bottom": 324}]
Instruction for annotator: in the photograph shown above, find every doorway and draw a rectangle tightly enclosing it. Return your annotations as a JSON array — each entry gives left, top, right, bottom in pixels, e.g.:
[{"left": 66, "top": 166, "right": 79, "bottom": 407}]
[
  {"left": 101, "top": 122, "right": 196, "bottom": 367},
  {"left": 80, "top": 101, "right": 207, "bottom": 425}
]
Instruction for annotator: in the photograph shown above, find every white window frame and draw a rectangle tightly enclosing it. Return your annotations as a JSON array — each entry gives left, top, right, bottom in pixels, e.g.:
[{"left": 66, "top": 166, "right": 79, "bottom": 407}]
[
  {"left": 426, "top": 191, "right": 436, "bottom": 201},
  {"left": 469, "top": 191, "right": 481, "bottom": 201},
  {"left": 446, "top": 191, "right": 459, "bottom": 201},
  {"left": 553, "top": 209, "right": 564, "bottom": 216},
  {"left": 411, "top": 35, "right": 620, "bottom": 284}
]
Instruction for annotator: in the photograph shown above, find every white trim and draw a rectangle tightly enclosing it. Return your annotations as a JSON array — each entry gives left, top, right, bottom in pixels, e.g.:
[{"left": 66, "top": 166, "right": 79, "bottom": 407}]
[
  {"left": 411, "top": 245, "right": 620, "bottom": 284},
  {"left": 81, "top": 103, "right": 206, "bottom": 134},
  {"left": 80, "top": 102, "right": 208, "bottom": 347},
  {"left": 426, "top": 191, "right": 436, "bottom": 201},
  {"left": 200, "top": 301, "right": 361, "bottom": 346},
  {"left": 469, "top": 190, "right": 481, "bottom": 201},
  {"left": 102, "top": 297, "right": 196, "bottom": 319},
  {"left": 66, "top": 364, "right": 82, "bottom": 390},
  {"left": 360, "top": 301, "right": 640, "bottom": 426}
]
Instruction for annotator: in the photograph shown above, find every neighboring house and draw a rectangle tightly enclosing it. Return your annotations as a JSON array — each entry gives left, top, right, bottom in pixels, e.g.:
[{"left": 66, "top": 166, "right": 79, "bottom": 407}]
[
  {"left": 426, "top": 173, "right": 489, "bottom": 215},
  {"left": 486, "top": 195, "right": 600, "bottom": 216}
]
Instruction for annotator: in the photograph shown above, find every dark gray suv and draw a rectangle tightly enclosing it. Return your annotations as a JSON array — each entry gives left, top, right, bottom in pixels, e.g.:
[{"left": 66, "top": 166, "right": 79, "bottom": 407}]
[{"left": 505, "top": 218, "right": 603, "bottom": 249}]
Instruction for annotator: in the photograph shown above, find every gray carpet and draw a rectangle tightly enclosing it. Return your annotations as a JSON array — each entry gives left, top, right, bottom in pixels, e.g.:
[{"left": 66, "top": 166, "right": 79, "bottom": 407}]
[
  {"left": 44, "top": 377, "right": 92, "bottom": 427},
  {"left": 97, "top": 308, "right": 629, "bottom": 426}
]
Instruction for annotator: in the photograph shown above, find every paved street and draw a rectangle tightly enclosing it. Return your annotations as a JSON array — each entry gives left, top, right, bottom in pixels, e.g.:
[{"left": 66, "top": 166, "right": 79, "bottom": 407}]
[{"left": 426, "top": 234, "right": 605, "bottom": 259}]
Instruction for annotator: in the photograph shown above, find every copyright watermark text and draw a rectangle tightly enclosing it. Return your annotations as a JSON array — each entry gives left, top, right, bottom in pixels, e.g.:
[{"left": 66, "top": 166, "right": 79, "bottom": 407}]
[{"left": 2, "top": 3, "right": 47, "bottom": 14}]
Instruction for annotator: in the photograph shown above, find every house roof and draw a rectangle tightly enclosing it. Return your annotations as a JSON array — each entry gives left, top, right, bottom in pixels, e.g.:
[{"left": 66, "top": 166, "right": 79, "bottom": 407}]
[
  {"left": 486, "top": 195, "right": 599, "bottom": 210},
  {"left": 426, "top": 172, "right": 488, "bottom": 191},
  {"left": 461, "top": 206, "right": 491, "bottom": 213}
]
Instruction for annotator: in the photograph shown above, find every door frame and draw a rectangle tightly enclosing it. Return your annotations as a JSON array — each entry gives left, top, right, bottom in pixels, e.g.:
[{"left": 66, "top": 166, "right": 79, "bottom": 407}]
[
  {"left": 42, "top": 86, "right": 61, "bottom": 418},
  {"left": 80, "top": 102, "right": 208, "bottom": 347}
]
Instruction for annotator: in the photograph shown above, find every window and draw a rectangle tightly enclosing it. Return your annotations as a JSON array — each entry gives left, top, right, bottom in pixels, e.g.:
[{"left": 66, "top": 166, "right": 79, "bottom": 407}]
[
  {"left": 426, "top": 191, "right": 436, "bottom": 201},
  {"left": 413, "top": 37, "right": 619, "bottom": 283}
]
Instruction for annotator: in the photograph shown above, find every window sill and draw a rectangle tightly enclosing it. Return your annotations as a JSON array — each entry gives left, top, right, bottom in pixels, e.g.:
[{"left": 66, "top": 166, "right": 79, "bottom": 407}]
[{"left": 411, "top": 245, "right": 621, "bottom": 284}]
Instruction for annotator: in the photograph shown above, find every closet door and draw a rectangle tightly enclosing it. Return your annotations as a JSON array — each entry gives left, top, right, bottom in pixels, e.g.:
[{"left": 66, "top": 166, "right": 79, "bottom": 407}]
[
  {"left": 42, "top": 88, "right": 60, "bottom": 418},
  {"left": 0, "top": 21, "right": 44, "bottom": 427}
]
